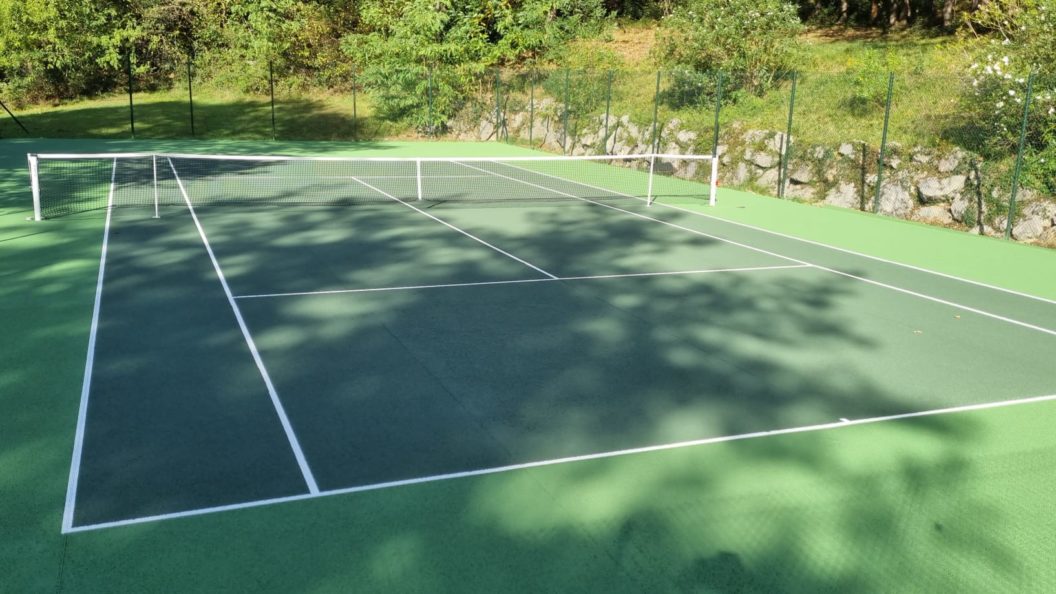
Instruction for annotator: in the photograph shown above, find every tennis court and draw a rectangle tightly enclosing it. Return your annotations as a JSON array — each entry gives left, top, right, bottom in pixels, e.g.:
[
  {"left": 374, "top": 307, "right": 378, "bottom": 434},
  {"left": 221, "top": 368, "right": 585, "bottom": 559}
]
[{"left": 31, "top": 150, "right": 1055, "bottom": 534}]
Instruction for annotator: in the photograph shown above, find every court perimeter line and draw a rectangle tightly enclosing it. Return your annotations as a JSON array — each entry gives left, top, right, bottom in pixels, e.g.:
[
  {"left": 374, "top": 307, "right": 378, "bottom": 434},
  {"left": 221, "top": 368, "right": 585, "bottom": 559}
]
[
  {"left": 496, "top": 160, "right": 1056, "bottom": 308},
  {"left": 482, "top": 162, "right": 1056, "bottom": 338},
  {"left": 64, "top": 391, "right": 1056, "bottom": 533},
  {"left": 232, "top": 265, "right": 811, "bottom": 300},
  {"left": 167, "top": 158, "right": 320, "bottom": 497},
  {"left": 347, "top": 175, "right": 558, "bottom": 280},
  {"left": 61, "top": 158, "right": 118, "bottom": 533}
]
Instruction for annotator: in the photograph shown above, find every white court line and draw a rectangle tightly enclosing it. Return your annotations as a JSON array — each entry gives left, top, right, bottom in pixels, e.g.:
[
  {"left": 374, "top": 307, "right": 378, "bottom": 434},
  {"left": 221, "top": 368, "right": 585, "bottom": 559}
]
[
  {"left": 233, "top": 265, "right": 811, "bottom": 300},
  {"left": 166, "top": 158, "right": 320, "bottom": 498},
  {"left": 61, "top": 158, "right": 118, "bottom": 533},
  {"left": 482, "top": 161, "right": 1056, "bottom": 338},
  {"left": 495, "top": 160, "right": 1056, "bottom": 308},
  {"left": 347, "top": 175, "right": 558, "bottom": 280},
  {"left": 64, "top": 391, "right": 1056, "bottom": 533}
]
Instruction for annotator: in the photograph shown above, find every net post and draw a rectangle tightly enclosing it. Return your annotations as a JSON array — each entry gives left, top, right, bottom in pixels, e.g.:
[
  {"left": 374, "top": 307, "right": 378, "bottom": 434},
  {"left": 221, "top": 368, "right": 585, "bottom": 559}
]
[
  {"left": 28, "top": 154, "right": 42, "bottom": 221},
  {"left": 709, "top": 155, "right": 719, "bottom": 207},
  {"left": 152, "top": 154, "right": 160, "bottom": 218},
  {"left": 646, "top": 154, "right": 657, "bottom": 206},
  {"left": 416, "top": 159, "right": 423, "bottom": 201}
]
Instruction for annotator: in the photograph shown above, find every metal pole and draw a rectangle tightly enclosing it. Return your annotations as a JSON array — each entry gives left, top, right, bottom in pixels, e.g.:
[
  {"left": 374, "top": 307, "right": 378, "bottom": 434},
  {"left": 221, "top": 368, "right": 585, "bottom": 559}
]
[
  {"left": 427, "top": 68, "right": 434, "bottom": 137},
  {"left": 152, "top": 154, "right": 159, "bottom": 218},
  {"left": 562, "top": 69, "right": 570, "bottom": 154},
  {"left": 494, "top": 68, "right": 502, "bottom": 142},
  {"left": 352, "top": 73, "right": 358, "bottom": 141},
  {"left": 778, "top": 71, "right": 798, "bottom": 199},
  {"left": 604, "top": 70, "right": 613, "bottom": 154},
  {"left": 711, "top": 71, "right": 724, "bottom": 158},
  {"left": 528, "top": 71, "right": 535, "bottom": 146},
  {"left": 0, "top": 99, "right": 30, "bottom": 135},
  {"left": 269, "top": 60, "right": 276, "bottom": 140},
  {"left": 187, "top": 57, "right": 196, "bottom": 137},
  {"left": 1005, "top": 70, "right": 1036, "bottom": 240},
  {"left": 872, "top": 72, "right": 895, "bottom": 214},
  {"left": 650, "top": 71, "right": 661, "bottom": 154},
  {"left": 127, "top": 52, "right": 135, "bottom": 138}
]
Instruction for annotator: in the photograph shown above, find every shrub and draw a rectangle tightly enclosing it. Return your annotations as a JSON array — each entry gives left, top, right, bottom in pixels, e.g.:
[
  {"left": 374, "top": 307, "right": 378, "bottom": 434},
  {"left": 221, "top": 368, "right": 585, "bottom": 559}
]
[
  {"left": 653, "top": 0, "right": 803, "bottom": 97},
  {"left": 962, "top": 1, "right": 1056, "bottom": 160},
  {"left": 343, "top": 0, "right": 609, "bottom": 132}
]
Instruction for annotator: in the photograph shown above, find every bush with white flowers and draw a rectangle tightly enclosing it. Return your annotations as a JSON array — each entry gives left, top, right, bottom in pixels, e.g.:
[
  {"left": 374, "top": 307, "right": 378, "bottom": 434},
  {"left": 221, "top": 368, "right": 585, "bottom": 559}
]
[{"left": 964, "top": 1, "right": 1056, "bottom": 192}]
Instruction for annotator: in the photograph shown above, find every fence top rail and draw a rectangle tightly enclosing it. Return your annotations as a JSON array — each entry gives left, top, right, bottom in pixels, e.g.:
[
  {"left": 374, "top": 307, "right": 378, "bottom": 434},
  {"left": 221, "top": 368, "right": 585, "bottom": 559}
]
[{"left": 30, "top": 152, "right": 713, "bottom": 163}]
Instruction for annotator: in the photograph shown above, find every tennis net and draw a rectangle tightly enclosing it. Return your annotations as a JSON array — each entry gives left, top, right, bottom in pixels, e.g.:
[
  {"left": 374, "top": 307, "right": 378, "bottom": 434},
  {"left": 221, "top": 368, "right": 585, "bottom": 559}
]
[{"left": 28, "top": 152, "right": 718, "bottom": 220}]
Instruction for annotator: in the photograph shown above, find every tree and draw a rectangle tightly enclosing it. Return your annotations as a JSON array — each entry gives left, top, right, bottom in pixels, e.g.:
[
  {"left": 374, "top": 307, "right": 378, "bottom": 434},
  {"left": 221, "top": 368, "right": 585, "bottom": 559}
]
[{"left": 655, "top": 0, "right": 803, "bottom": 96}]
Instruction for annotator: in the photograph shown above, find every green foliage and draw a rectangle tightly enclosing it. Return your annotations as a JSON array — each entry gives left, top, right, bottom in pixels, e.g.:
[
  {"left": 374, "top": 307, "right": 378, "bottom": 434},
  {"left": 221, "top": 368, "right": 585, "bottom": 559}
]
[
  {"left": 961, "top": 0, "right": 1056, "bottom": 158},
  {"left": 654, "top": 0, "right": 803, "bottom": 97},
  {"left": 342, "top": 0, "right": 609, "bottom": 132}
]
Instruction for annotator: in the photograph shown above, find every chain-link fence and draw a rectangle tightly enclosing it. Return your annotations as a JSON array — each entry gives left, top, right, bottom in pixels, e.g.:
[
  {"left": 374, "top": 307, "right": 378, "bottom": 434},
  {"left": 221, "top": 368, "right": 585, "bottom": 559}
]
[{"left": 3, "top": 59, "right": 1053, "bottom": 243}]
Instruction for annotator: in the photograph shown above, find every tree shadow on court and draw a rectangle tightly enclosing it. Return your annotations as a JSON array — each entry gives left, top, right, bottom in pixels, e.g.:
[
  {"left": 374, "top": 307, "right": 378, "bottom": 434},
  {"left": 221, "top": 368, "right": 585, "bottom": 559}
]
[{"left": 2, "top": 147, "right": 1053, "bottom": 591}]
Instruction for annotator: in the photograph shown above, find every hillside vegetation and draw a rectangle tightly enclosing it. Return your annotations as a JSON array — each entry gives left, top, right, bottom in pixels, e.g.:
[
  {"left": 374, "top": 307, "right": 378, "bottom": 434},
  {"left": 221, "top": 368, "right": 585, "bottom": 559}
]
[{"left": 1, "top": 1, "right": 1053, "bottom": 243}]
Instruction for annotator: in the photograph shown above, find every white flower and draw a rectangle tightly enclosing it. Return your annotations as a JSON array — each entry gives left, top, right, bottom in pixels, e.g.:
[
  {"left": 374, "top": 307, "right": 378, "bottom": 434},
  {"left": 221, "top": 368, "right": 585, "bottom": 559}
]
[
  {"left": 996, "top": 101, "right": 1005, "bottom": 108},
  {"left": 1002, "top": 56, "right": 1010, "bottom": 65},
  {"left": 1009, "top": 89, "right": 1016, "bottom": 96}
]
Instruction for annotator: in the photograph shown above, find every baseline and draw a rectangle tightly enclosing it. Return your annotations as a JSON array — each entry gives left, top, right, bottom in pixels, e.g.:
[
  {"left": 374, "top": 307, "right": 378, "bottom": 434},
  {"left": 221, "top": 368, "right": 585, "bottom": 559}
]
[{"left": 65, "top": 391, "right": 1056, "bottom": 533}]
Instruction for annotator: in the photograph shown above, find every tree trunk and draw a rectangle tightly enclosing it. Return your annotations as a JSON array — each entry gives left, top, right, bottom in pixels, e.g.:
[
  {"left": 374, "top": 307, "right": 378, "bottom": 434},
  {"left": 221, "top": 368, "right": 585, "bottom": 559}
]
[{"left": 942, "top": 0, "right": 956, "bottom": 27}]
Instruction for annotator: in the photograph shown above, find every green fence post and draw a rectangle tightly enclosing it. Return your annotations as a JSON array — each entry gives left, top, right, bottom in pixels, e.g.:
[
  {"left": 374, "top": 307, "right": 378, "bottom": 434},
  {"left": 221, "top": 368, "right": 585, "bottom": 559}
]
[
  {"left": 496, "top": 68, "right": 504, "bottom": 140},
  {"left": 562, "top": 69, "right": 570, "bottom": 153},
  {"left": 427, "top": 68, "right": 434, "bottom": 136},
  {"left": 528, "top": 71, "right": 535, "bottom": 146},
  {"left": 268, "top": 61, "right": 277, "bottom": 140},
  {"left": 711, "top": 71, "right": 724, "bottom": 158},
  {"left": 127, "top": 52, "right": 135, "bottom": 138},
  {"left": 872, "top": 72, "right": 895, "bottom": 213},
  {"left": 859, "top": 142, "right": 868, "bottom": 210},
  {"left": 650, "top": 71, "right": 661, "bottom": 153},
  {"left": 1005, "top": 69, "right": 1036, "bottom": 240},
  {"left": 604, "top": 70, "right": 613, "bottom": 153},
  {"left": 777, "top": 72, "right": 798, "bottom": 199},
  {"left": 187, "top": 56, "right": 196, "bottom": 137},
  {"left": 352, "top": 72, "right": 358, "bottom": 141}
]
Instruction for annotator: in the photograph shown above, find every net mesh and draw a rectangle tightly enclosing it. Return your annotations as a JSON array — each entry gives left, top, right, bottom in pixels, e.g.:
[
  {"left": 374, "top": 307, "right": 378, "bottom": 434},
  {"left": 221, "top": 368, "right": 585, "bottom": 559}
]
[{"left": 30, "top": 153, "right": 717, "bottom": 219}]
